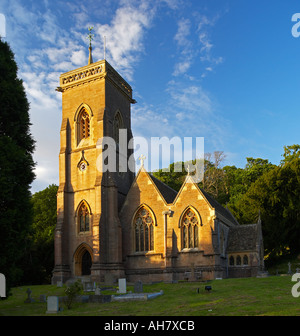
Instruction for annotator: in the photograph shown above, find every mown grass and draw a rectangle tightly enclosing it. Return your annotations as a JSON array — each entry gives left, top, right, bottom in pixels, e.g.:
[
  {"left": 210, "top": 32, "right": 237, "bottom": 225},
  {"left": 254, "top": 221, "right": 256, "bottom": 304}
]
[{"left": 0, "top": 276, "right": 299, "bottom": 316}]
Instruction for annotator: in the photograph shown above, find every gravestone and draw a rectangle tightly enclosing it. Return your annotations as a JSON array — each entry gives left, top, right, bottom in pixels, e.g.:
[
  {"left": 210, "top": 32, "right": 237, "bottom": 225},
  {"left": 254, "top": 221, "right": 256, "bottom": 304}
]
[
  {"left": 24, "top": 288, "right": 34, "bottom": 303},
  {"left": 118, "top": 278, "right": 127, "bottom": 294},
  {"left": 288, "top": 262, "right": 292, "bottom": 275},
  {"left": 190, "top": 263, "right": 196, "bottom": 281},
  {"left": 39, "top": 294, "right": 46, "bottom": 303},
  {"left": 95, "top": 287, "right": 101, "bottom": 295},
  {"left": 83, "top": 282, "right": 94, "bottom": 292},
  {"left": 57, "top": 280, "right": 63, "bottom": 288},
  {"left": 134, "top": 281, "right": 143, "bottom": 293},
  {"left": 46, "top": 296, "right": 59, "bottom": 313}
]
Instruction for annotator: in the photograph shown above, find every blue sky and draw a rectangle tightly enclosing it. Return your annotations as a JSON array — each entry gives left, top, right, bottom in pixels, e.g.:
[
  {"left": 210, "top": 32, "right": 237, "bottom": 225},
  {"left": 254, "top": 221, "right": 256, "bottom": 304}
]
[{"left": 1, "top": 0, "right": 300, "bottom": 192}]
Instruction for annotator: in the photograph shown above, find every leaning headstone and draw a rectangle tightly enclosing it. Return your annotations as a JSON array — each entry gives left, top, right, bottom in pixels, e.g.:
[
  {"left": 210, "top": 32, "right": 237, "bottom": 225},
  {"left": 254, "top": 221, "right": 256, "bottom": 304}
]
[
  {"left": 46, "top": 296, "right": 59, "bottom": 313},
  {"left": 134, "top": 281, "right": 143, "bottom": 293},
  {"left": 24, "top": 288, "right": 34, "bottom": 303},
  {"left": 118, "top": 278, "right": 127, "bottom": 294},
  {"left": 95, "top": 287, "right": 101, "bottom": 296}
]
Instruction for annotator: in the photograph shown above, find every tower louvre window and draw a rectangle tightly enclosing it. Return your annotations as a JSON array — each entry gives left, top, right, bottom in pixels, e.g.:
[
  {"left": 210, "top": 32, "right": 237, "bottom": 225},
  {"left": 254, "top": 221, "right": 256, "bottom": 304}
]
[
  {"left": 113, "top": 111, "right": 123, "bottom": 145},
  {"left": 79, "top": 108, "right": 90, "bottom": 142}
]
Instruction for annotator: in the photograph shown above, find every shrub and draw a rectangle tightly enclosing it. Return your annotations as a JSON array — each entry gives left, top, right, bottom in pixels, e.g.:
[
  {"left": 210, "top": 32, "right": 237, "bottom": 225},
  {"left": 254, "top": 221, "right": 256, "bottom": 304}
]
[{"left": 63, "top": 280, "right": 83, "bottom": 309}]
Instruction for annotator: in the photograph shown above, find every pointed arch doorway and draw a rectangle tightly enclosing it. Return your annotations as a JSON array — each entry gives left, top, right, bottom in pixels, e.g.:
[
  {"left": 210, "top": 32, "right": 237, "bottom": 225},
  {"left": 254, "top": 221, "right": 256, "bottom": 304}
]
[
  {"left": 74, "top": 244, "right": 93, "bottom": 276},
  {"left": 81, "top": 250, "right": 92, "bottom": 275}
]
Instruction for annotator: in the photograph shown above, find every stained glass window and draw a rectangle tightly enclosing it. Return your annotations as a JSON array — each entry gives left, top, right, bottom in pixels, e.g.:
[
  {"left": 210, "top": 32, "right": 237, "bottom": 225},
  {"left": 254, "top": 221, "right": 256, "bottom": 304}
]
[
  {"left": 134, "top": 206, "right": 154, "bottom": 252},
  {"left": 181, "top": 208, "right": 199, "bottom": 249},
  {"left": 78, "top": 202, "right": 90, "bottom": 232}
]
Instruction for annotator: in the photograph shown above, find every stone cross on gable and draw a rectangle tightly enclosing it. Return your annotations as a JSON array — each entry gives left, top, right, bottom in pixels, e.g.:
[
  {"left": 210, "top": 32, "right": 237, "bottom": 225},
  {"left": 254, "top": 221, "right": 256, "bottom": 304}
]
[{"left": 139, "top": 155, "right": 146, "bottom": 167}]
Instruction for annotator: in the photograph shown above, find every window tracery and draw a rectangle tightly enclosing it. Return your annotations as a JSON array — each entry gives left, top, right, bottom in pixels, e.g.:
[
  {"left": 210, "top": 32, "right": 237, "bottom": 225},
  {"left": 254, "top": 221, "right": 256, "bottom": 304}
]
[
  {"left": 78, "top": 108, "right": 90, "bottom": 143},
  {"left": 134, "top": 206, "right": 154, "bottom": 252},
  {"left": 78, "top": 202, "right": 90, "bottom": 232},
  {"left": 181, "top": 208, "right": 199, "bottom": 249}
]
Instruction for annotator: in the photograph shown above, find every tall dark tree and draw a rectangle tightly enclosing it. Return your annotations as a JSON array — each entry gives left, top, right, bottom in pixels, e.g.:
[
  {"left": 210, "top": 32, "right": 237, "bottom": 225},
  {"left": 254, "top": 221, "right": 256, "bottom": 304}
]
[
  {"left": 0, "top": 40, "right": 35, "bottom": 295},
  {"left": 21, "top": 184, "right": 58, "bottom": 285}
]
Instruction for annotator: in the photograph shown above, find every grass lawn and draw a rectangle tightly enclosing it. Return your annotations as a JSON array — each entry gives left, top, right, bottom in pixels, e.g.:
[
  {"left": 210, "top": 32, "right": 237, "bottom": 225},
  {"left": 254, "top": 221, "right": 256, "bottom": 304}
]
[{"left": 0, "top": 276, "right": 299, "bottom": 316}]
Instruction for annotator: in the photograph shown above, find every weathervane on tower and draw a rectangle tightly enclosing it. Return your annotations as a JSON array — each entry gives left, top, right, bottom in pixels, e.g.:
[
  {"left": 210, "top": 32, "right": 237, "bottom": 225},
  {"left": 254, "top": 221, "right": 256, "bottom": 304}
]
[{"left": 87, "top": 26, "right": 94, "bottom": 65}]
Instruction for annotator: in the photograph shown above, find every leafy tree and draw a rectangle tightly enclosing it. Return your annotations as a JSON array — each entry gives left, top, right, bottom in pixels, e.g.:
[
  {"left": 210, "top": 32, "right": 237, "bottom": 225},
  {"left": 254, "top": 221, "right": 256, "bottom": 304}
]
[
  {"left": 281, "top": 144, "right": 300, "bottom": 164},
  {"left": 21, "top": 184, "right": 58, "bottom": 284},
  {"left": 229, "top": 157, "right": 300, "bottom": 259},
  {"left": 152, "top": 161, "right": 187, "bottom": 191},
  {"left": 199, "top": 151, "right": 227, "bottom": 203},
  {"left": 0, "top": 40, "right": 35, "bottom": 295}
]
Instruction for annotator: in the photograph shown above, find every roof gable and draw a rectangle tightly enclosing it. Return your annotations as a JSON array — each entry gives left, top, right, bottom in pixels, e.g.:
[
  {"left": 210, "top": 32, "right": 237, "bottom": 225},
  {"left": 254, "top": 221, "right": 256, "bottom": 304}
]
[{"left": 148, "top": 174, "right": 178, "bottom": 204}]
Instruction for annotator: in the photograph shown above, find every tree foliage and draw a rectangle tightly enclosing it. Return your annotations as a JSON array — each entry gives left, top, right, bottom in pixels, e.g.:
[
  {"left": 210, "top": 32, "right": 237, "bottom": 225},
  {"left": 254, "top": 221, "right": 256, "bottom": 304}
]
[
  {"left": 20, "top": 184, "right": 58, "bottom": 285},
  {"left": 0, "top": 40, "right": 35, "bottom": 295},
  {"left": 153, "top": 148, "right": 300, "bottom": 261}
]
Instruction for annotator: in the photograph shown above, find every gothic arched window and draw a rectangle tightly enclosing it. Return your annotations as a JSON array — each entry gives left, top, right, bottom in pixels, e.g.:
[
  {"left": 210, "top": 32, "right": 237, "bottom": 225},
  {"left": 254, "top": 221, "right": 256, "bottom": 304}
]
[
  {"left": 236, "top": 255, "right": 241, "bottom": 266},
  {"left": 113, "top": 111, "right": 123, "bottom": 145},
  {"left": 243, "top": 255, "right": 249, "bottom": 265},
  {"left": 229, "top": 256, "right": 235, "bottom": 266},
  {"left": 134, "top": 206, "right": 154, "bottom": 252},
  {"left": 78, "top": 202, "right": 90, "bottom": 232},
  {"left": 181, "top": 208, "right": 199, "bottom": 249},
  {"left": 79, "top": 108, "right": 90, "bottom": 142}
]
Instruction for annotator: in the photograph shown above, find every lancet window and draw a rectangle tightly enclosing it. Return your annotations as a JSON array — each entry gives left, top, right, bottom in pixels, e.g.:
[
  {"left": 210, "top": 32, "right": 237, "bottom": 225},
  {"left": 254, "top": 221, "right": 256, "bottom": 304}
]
[
  {"left": 78, "top": 202, "right": 90, "bottom": 232},
  {"left": 79, "top": 108, "right": 90, "bottom": 141},
  {"left": 134, "top": 206, "right": 154, "bottom": 252},
  {"left": 181, "top": 208, "right": 199, "bottom": 249}
]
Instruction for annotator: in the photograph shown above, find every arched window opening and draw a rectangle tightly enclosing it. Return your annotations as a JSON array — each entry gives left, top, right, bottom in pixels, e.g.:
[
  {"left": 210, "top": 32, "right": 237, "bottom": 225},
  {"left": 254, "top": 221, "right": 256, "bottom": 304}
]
[
  {"left": 134, "top": 206, "right": 154, "bottom": 252},
  {"left": 78, "top": 202, "right": 90, "bottom": 232},
  {"left": 181, "top": 208, "right": 199, "bottom": 249},
  {"left": 236, "top": 255, "right": 241, "bottom": 266},
  {"left": 229, "top": 256, "right": 235, "bottom": 266},
  {"left": 243, "top": 255, "right": 249, "bottom": 265},
  {"left": 79, "top": 108, "right": 90, "bottom": 142},
  {"left": 113, "top": 112, "right": 123, "bottom": 145}
]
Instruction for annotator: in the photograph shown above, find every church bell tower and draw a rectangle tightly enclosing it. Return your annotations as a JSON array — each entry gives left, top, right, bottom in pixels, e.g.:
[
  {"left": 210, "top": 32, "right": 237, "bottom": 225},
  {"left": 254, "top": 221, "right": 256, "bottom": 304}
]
[{"left": 52, "top": 42, "right": 135, "bottom": 283}]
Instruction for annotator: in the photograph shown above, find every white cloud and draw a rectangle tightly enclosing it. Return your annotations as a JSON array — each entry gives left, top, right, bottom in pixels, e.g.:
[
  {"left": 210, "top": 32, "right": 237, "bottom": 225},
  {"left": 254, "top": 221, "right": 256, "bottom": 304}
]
[
  {"left": 174, "top": 18, "right": 191, "bottom": 48},
  {"left": 71, "top": 49, "right": 86, "bottom": 66},
  {"left": 96, "top": 1, "right": 155, "bottom": 80},
  {"left": 172, "top": 13, "right": 223, "bottom": 77}
]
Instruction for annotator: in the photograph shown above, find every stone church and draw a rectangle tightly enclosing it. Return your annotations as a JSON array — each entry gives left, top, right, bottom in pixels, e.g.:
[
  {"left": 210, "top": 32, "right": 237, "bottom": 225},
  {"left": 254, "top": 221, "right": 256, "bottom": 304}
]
[{"left": 52, "top": 52, "right": 264, "bottom": 284}]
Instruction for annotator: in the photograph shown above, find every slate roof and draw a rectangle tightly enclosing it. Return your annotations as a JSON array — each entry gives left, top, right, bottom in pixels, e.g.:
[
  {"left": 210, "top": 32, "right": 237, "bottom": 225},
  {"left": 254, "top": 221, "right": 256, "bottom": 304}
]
[
  {"left": 227, "top": 224, "right": 258, "bottom": 252},
  {"left": 200, "top": 189, "right": 239, "bottom": 225},
  {"left": 148, "top": 173, "right": 239, "bottom": 226},
  {"left": 148, "top": 174, "right": 178, "bottom": 204}
]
